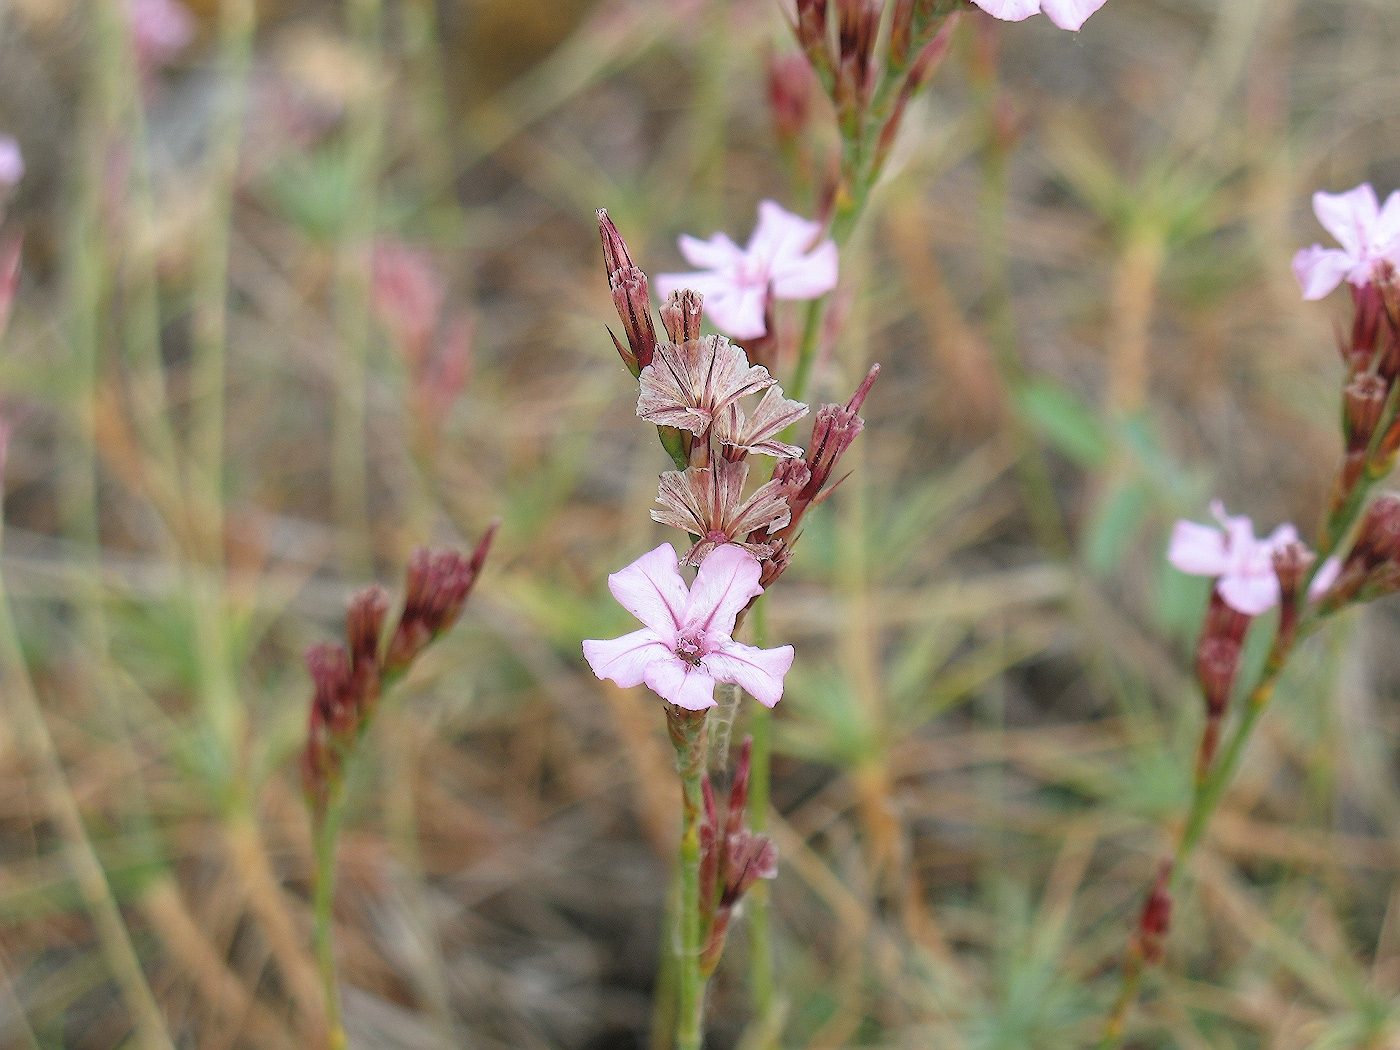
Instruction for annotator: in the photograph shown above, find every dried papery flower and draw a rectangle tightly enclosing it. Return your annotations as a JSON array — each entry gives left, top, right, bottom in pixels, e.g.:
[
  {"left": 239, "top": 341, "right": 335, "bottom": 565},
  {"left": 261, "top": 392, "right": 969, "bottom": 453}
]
[
  {"left": 372, "top": 241, "right": 444, "bottom": 370},
  {"left": 637, "top": 336, "right": 776, "bottom": 436},
  {"left": 656, "top": 201, "right": 838, "bottom": 341},
  {"left": 768, "top": 52, "right": 815, "bottom": 144},
  {"left": 653, "top": 459, "right": 792, "bottom": 566},
  {"left": 385, "top": 524, "right": 497, "bottom": 674},
  {"left": 598, "top": 209, "right": 657, "bottom": 375},
  {"left": 660, "top": 289, "right": 704, "bottom": 343},
  {"left": 1293, "top": 184, "right": 1400, "bottom": 301},
  {"left": 715, "top": 387, "right": 808, "bottom": 459},
  {"left": 971, "top": 0, "right": 1107, "bottom": 30},
  {"left": 583, "top": 543, "right": 795, "bottom": 711}
]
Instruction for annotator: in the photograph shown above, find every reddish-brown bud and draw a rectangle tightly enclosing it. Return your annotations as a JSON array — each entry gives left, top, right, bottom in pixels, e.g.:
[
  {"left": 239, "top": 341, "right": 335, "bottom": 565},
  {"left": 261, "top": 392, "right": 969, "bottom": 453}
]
[
  {"left": 1137, "top": 863, "right": 1173, "bottom": 965},
  {"left": 306, "top": 642, "right": 356, "bottom": 737},
  {"left": 385, "top": 524, "right": 496, "bottom": 674},
  {"left": 1195, "top": 637, "right": 1241, "bottom": 719},
  {"left": 794, "top": 0, "right": 832, "bottom": 78},
  {"left": 598, "top": 210, "right": 657, "bottom": 374},
  {"left": 660, "top": 289, "right": 703, "bottom": 343},
  {"left": 1353, "top": 493, "right": 1400, "bottom": 569},
  {"left": 768, "top": 52, "right": 814, "bottom": 144},
  {"left": 1272, "top": 540, "right": 1316, "bottom": 647},
  {"left": 699, "top": 774, "right": 719, "bottom": 922},
  {"left": 1344, "top": 373, "right": 1389, "bottom": 453},
  {"left": 786, "top": 365, "right": 878, "bottom": 523},
  {"left": 0, "top": 237, "right": 19, "bottom": 339},
  {"left": 346, "top": 585, "right": 389, "bottom": 669}
]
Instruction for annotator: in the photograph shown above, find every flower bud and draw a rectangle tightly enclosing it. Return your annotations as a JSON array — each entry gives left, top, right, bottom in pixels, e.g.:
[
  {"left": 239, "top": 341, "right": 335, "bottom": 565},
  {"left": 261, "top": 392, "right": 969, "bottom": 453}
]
[
  {"left": 0, "top": 237, "right": 19, "bottom": 338},
  {"left": 1344, "top": 373, "right": 1389, "bottom": 453},
  {"left": 385, "top": 524, "right": 496, "bottom": 674},
  {"left": 597, "top": 210, "right": 657, "bottom": 375},
  {"left": 794, "top": 0, "right": 832, "bottom": 79},
  {"left": 1136, "top": 862, "right": 1173, "bottom": 965},
  {"left": 1352, "top": 493, "right": 1400, "bottom": 568},
  {"left": 784, "top": 365, "right": 878, "bottom": 524},
  {"left": 659, "top": 289, "right": 703, "bottom": 343},
  {"left": 1272, "top": 540, "right": 1315, "bottom": 648},
  {"left": 768, "top": 53, "right": 814, "bottom": 145}
]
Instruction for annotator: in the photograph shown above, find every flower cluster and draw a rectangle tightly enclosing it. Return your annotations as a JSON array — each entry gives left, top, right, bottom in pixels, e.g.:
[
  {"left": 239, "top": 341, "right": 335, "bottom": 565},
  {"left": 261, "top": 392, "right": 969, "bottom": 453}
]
[
  {"left": 586, "top": 211, "right": 876, "bottom": 710},
  {"left": 303, "top": 529, "right": 495, "bottom": 812}
]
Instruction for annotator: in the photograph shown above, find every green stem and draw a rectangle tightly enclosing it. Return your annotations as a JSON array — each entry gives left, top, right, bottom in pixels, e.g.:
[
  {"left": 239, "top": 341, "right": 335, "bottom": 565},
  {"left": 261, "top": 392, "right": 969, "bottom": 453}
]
[
  {"left": 312, "top": 793, "right": 350, "bottom": 1050},
  {"left": 677, "top": 760, "right": 706, "bottom": 1050},
  {"left": 746, "top": 602, "right": 775, "bottom": 1027}
]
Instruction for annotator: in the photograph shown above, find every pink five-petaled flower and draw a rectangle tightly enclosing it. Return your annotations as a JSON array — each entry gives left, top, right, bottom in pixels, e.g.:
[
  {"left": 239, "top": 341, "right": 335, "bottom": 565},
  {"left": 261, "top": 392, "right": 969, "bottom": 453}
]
[
  {"left": 1167, "top": 501, "right": 1299, "bottom": 615},
  {"left": 971, "top": 0, "right": 1106, "bottom": 31},
  {"left": 656, "top": 201, "right": 838, "bottom": 341},
  {"left": 1293, "top": 184, "right": 1400, "bottom": 301},
  {"left": 583, "top": 543, "right": 794, "bottom": 711}
]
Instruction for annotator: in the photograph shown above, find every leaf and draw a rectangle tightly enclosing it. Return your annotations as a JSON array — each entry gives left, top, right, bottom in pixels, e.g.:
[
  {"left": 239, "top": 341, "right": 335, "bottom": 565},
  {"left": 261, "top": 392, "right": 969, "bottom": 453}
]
[{"left": 1014, "top": 379, "right": 1111, "bottom": 469}]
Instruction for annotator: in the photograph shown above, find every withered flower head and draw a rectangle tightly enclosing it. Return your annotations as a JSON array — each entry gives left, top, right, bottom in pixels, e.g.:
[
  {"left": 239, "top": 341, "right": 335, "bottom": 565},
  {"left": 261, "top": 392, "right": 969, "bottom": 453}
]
[
  {"left": 652, "top": 459, "right": 791, "bottom": 566},
  {"left": 637, "top": 335, "right": 775, "bottom": 436},
  {"left": 660, "top": 289, "right": 704, "bottom": 343},
  {"left": 385, "top": 524, "right": 497, "bottom": 674},
  {"left": 715, "top": 387, "right": 809, "bottom": 459},
  {"left": 598, "top": 209, "right": 657, "bottom": 375}
]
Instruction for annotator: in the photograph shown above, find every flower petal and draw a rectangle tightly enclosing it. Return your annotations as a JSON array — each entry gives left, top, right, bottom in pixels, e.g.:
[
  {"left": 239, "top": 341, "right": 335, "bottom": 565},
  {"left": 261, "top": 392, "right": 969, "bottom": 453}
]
[
  {"left": 1167, "top": 519, "right": 1230, "bottom": 577},
  {"left": 1308, "top": 555, "right": 1342, "bottom": 602},
  {"left": 749, "top": 201, "right": 821, "bottom": 259},
  {"left": 1292, "top": 245, "right": 1353, "bottom": 300},
  {"left": 705, "top": 639, "right": 794, "bottom": 708},
  {"left": 684, "top": 543, "right": 764, "bottom": 638},
  {"left": 969, "top": 0, "right": 1042, "bottom": 21},
  {"left": 1376, "top": 190, "right": 1400, "bottom": 251},
  {"left": 1040, "top": 0, "right": 1107, "bottom": 30},
  {"left": 607, "top": 543, "right": 687, "bottom": 638},
  {"left": 678, "top": 232, "right": 744, "bottom": 271},
  {"left": 583, "top": 629, "right": 673, "bottom": 688},
  {"left": 707, "top": 285, "right": 768, "bottom": 340},
  {"left": 644, "top": 656, "right": 718, "bottom": 710},
  {"left": 1313, "top": 185, "right": 1378, "bottom": 259},
  {"left": 1217, "top": 573, "right": 1279, "bottom": 616},
  {"left": 655, "top": 269, "right": 736, "bottom": 303},
  {"left": 771, "top": 239, "right": 839, "bottom": 301}
]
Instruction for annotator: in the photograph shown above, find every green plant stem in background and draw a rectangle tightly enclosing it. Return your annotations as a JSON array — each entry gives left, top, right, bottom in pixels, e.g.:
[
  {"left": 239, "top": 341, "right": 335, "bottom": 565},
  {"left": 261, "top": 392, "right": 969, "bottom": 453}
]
[
  {"left": 745, "top": 602, "right": 776, "bottom": 1026},
  {"left": 333, "top": 0, "right": 387, "bottom": 575},
  {"left": 312, "top": 792, "right": 351, "bottom": 1050},
  {"left": 677, "top": 761, "right": 706, "bottom": 1050}
]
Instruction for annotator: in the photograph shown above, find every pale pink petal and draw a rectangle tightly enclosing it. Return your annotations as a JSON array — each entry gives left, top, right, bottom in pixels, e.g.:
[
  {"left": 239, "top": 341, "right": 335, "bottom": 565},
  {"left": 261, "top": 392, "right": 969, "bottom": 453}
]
[
  {"left": 583, "top": 629, "right": 673, "bottom": 688},
  {"left": 644, "top": 656, "right": 718, "bottom": 710},
  {"left": 1265, "top": 523, "right": 1299, "bottom": 549},
  {"left": 655, "top": 269, "right": 735, "bottom": 303},
  {"left": 1167, "top": 520, "right": 1231, "bottom": 577},
  {"left": 607, "top": 543, "right": 687, "bottom": 639},
  {"left": 749, "top": 201, "right": 821, "bottom": 258},
  {"left": 1308, "top": 555, "right": 1342, "bottom": 602},
  {"left": 0, "top": 136, "right": 23, "bottom": 188},
  {"left": 704, "top": 640, "right": 794, "bottom": 708},
  {"left": 1376, "top": 190, "right": 1400, "bottom": 250},
  {"left": 707, "top": 285, "right": 768, "bottom": 340},
  {"left": 970, "top": 0, "right": 1042, "bottom": 20},
  {"left": 770, "top": 239, "right": 839, "bottom": 300},
  {"left": 1313, "top": 185, "right": 1378, "bottom": 259},
  {"left": 1040, "top": 0, "right": 1106, "bottom": 29},
  {"left": 1218, "top": 573, "right": 1279, "bottom": 616},
  {"left": 683, "top": 544, "right": 764, "bottom": 638},
  {"left": 678, "top": 232, "right": 745, "bottom": 271},
  {"left": 1293, "top": 245, "right": 1353, "bottom": 300}
]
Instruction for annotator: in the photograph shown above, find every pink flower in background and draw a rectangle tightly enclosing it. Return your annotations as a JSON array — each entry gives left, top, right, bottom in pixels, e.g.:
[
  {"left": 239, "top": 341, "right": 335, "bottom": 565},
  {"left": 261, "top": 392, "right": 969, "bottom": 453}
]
[
  {"left": 583, "top": 543, "right": 794, "bottom": 711},
  {"left": 372, "top": 241, "right": 445, "bottom": 368},
  {"left": 1292, "top": 184, "right": 1400, "bottom": 300},
  {"left": 128, "top": 0, "right": 195, "bottom": 75},
  {"left": 1308, "top": 555, "right": 1342, "bottom": 602},
  {"left": 1168, "top": 501, "right": 1299, "bottom": 615},
  {"left": 0, "top": 137, "right": 23, "bottom": 189},
  {"left": 971, "top": 0, "right": 1107, "bottom": 31},
  {"left": 656, "top": 201, "right": 837, "bottom": 341}
]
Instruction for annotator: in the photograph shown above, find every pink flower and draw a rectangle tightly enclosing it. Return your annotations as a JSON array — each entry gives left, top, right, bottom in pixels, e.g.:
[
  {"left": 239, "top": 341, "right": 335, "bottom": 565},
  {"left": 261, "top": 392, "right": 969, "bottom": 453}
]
[
  {"left": 971, "top": 0, "right": 1107, "bottom": 31},
  {"left": 1292, "top": 184, "right": 1400, "bottom": 300},
  {"left": 0, "top": 136, "right": 23, "bottom": 189},
  {"left": 1167, "top": 501, "right": 1298, "bottom": 615},
  {"left": 656, "top": 201, "right": 838, "bottom": 340},
  {"left": 582, "top": 543, "right": 795, "bottom": 711},
  {"left": 128, "top": 0, "right": 195, "bottom": 72}
]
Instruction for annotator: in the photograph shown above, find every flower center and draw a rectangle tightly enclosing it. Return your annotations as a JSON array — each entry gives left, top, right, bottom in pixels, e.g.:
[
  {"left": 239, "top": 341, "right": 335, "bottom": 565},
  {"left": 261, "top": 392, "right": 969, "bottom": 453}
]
[
  {"left": 674, "top": 634, "right": 705, "bottom": 667},
  {"left": 734, "top": 256, "right": 770, "bottom": 289}
]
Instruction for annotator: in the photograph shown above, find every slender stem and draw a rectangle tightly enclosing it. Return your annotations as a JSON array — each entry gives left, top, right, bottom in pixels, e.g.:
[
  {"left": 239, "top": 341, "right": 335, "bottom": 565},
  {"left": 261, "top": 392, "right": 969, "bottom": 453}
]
[
  {"left": 676, "top": 759, "right": 706, "bottom": 1050},
  {"left": 311, "top": 795, "right": 350, "bottom": 1050},
  {"left": 746, "top": 601, "right": 775, "bottom": 1025}
]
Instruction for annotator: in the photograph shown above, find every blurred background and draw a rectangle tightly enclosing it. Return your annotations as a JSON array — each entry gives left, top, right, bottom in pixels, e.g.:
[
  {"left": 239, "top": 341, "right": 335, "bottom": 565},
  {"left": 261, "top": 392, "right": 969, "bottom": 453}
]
[{"left": 1, "top": 0, "right": 1400, "bottom": 1047}]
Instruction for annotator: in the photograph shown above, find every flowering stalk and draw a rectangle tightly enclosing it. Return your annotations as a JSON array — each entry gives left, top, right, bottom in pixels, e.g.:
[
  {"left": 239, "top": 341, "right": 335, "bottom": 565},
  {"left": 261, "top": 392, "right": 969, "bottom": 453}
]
[
  {"left": 302, "top": 529, "right": 494, "bottom": 1048},
  {"left": 587, "top": 214, "right": 876, "bottom": 1046},
  {"left": 1099, "top": 184, "right": 1400, "bottom": 1048}
]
